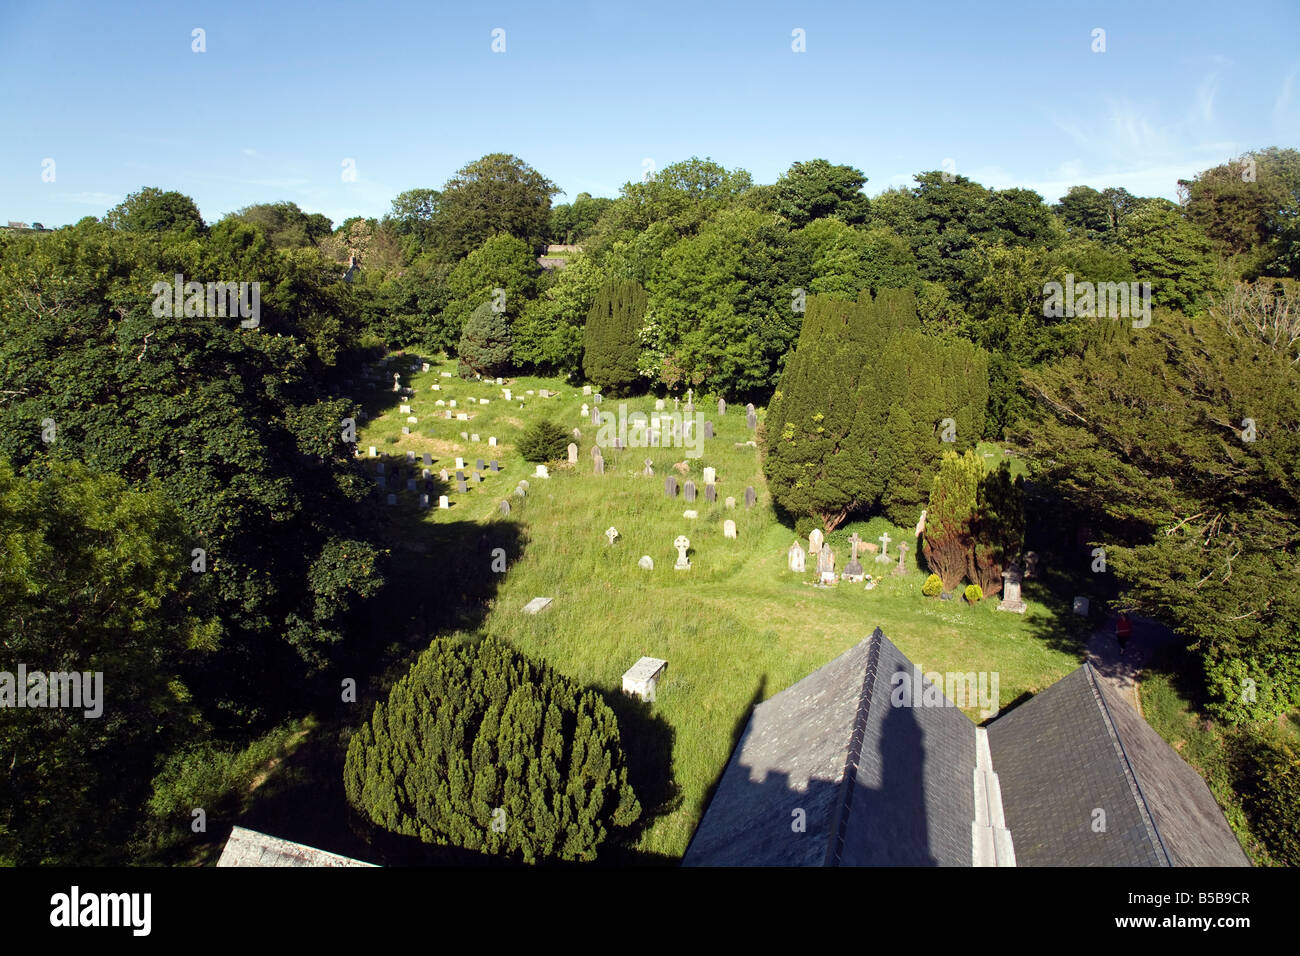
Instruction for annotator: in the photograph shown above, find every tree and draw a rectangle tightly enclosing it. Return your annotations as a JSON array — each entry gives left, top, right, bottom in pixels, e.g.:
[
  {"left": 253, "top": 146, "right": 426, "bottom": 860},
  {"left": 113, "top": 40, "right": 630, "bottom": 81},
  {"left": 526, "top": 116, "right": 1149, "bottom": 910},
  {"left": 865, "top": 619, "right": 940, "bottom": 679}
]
[
  {"left": 105, "top": 187, "right": 205, "bottom": 234},
  {"left": 0, "top": 459, "right": 217, "bottom": 864},
  {"left": 517, "top": 419, "right": 571, "bottom": 462},
  {"left": 222, "top": 201, "right": 332, "bottom": 249},
  {"left": 1054, "top": 186, "right": 1116, "bottom": 243},
  {"left": 457, "top": 301, "right": 512, "bottom": 378},
  {"left": 548, "top": 192, "right": 613, "bottom": 244},
  {"left": 764, "top": 290, "right": 987, "bottom": 530},
  {"left": 343, "top": 636, "right": 640, "bottom": 863},
  {"left": 774, "top": 159, "right": 870, "bottom": 227},
  {"left": 968, "top": 462, "right": 1026, "bottom": 596},
  {"left": 513, "top": 254, "right": 606, "bottom": 375},
  {"left": 1016, "top": 281, "right": 1300, "bottom": 721},
  {"left": 922, "top": 450, "right": 982, "bottom": 592},
  {"left": 1118, "top": 202, "right": 1217, "bottom": 314},
  {"left": 434, "top": 154, "right": 558, "bottom": 260},
  {"left": 438, "top": 233, "right": 538, "bottom": 354},
  {"left": 583, "top": 279, "right": 646, "bottom": 395}
]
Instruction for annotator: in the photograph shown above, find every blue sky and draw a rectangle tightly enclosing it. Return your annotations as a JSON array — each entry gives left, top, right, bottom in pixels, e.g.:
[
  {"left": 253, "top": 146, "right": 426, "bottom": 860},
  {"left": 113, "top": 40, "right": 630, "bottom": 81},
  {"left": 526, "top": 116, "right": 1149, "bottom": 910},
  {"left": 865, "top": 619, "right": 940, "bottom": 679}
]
[{"left": 3, "top": 0, "right": 1297, "bottom": 228}]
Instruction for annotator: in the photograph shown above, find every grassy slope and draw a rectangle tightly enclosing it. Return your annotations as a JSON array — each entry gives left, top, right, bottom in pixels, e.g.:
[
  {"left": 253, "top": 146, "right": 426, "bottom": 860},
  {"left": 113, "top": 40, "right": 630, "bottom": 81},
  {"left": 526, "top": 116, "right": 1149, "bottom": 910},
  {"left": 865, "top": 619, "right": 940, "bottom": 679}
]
[{"left": 352, "top": 355, "right": 1084, "bottom": 858}]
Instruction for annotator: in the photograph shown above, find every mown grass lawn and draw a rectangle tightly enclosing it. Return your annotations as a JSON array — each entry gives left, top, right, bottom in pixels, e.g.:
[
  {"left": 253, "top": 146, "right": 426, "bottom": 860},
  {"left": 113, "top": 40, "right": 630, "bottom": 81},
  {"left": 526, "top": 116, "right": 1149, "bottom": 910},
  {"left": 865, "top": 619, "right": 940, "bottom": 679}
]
[{"left": 352, "top": 354, "right": 1086, "bottom": 859}]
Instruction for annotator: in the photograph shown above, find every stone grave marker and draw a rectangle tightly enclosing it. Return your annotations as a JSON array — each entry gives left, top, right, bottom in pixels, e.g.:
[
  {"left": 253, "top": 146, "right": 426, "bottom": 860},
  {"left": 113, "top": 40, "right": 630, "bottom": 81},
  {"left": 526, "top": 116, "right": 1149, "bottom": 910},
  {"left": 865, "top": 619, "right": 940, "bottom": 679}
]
[
  {"left": 718, "top": 397, "right": 726, "bottom": 416},
  {"left": 489, "top": 436, "right": 497, "bottom": 447},
  {"left": 522, "top": 597, "right": 552, "bottom": 615},
  {"left": 534, "top": 464, "right": 549, "bottom": 479},
  {"left": 745, "top": 486, "right": 756, "bottom": 508},
  {"left": 638, "top": 555, "right": 654, "bottom": 570},
  {"left": 683, "top": 480, "right": 696, "bottom": 502},
  {"left": 725, "top": 496, "right": 735, "bottom": 509},
  {"left": 894, "top": 542, "right": 908, "bottom": 576},
  {"left": 406, "top": 478, "right": 417, "bottom": 492},
  {"left": 568, "top": 443, "right": 578, "bottom": 464},
  {"left": 702, "top": 466, "right": 716, "bottom": 485},
  {"left": 655, "top": 399, "right": 665, "bottom": 411},
  {"left": 673, "top": 535, "right": 691, "bottom": 570},
  {"left": 490, "top": 460, "right": 499, "bottom": 473},
  {"left": 455, "top": 457, "right": 465, "bottom": 470},
  {"left": 643, "top": 459, "right": 654, "bottom": 477},
  {"left": 419, "top": 494, "right": 429, "bottom": 509},
  {"left": 423, "top": 452, "right": 432, "bottom": 466},
  {"left": 476, "top": 458, "right": 485, "bottom": 471},
  {"left": 593, "top": 454, "right": 605, "bottom": 475},
  {"left": 818, "top": 543, "right": 836, "bottom": 585},
  {"left": 401, "top": 427, "right": 410, "bottom": 435},
  {"left": 723, "top": 519, "right": 737, "bottom": 539},
  {"left": 788, "top": 541, "right": 806, "bottom": 572},
  {"left": 499, "top": 499, "right": 511, "bottom": 516},
  {"left": 876, "top": 532, "right": 893, "bottom": 563},
  {"left": 440, "top": 468, "right": 449, "bottom": 481},
  {"left": 470, "top": 433, "right": 479, "bottom": 442},
  {"left": 997, "top": 564, "right": 1027, "bottom": 613},
  {"left": 704, "top": 484, "right": 716, "bottom": 503},
  {"left": 809, "top": 528, "right": 825, "bottom": 557},
  {"left": 605, "top": 527, "right": 619, "bottom": 546},
  {"left": 746, "top": 409, "right": 758, "bottom": 429},
  {"left": 703, "top": 421, "right": 713, "bottom": 440},
  {"left": 457, "top": 479, "right": 468, "bottom": 493}
]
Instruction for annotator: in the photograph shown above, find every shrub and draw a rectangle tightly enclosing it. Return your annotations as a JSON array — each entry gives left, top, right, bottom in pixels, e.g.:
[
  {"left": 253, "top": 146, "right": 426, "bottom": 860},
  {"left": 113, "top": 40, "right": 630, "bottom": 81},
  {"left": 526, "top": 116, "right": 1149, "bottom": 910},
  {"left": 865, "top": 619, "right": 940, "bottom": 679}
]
[
  {"left": 343, "top": 636, "right": 640, "bottom": 863},
  {"left": 964, "top": 584, "right": 983, "bottom": 603},
  {"left": 922, "top": 574, "right": 943, "bottom": 597},
  {"left": 517, "top": 419, "right": 570, "bottom": 462},
  {"left": 1227, "top": 729, "right": 1300, "bottom": 865}
]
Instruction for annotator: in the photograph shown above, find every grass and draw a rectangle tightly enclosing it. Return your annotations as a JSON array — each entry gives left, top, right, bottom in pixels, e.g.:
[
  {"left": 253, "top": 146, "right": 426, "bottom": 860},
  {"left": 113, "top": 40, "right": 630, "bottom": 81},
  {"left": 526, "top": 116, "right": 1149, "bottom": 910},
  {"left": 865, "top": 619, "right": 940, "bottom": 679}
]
[{"left": 333, "top": 353, "right": 1087, "bottom": 859}]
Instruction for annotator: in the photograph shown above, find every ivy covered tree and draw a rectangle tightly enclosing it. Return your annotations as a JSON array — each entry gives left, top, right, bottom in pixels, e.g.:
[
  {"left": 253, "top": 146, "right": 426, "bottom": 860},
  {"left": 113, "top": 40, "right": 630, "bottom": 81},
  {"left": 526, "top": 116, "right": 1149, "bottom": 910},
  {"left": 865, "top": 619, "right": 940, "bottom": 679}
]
[
  {"left": 582, "top": 278, "right": 646, "bottom": 395},
  {"left": 457, "top": 301, "right": 512, "bottom": 378},
  {"left": 344, "top": 636, "right": 641, "bottom": 863},
  {"left": 922, "top": 450, "right": 982, "bottom": 592}
]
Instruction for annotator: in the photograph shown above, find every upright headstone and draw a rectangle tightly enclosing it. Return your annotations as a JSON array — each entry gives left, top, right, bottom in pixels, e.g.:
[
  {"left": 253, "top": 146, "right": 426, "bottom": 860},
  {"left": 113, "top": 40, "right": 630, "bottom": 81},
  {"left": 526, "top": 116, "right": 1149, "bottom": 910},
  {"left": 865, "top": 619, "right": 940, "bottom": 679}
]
[
  {"left": 407, "top": 478, "right": 417, "bottom": 492},
  {"left": 643, "top": 459, "right": 654, "bottom": 477},
  {"left": 817, "top": 543, "right": 835, "bottom": 584},
  {"left": 745, "top": 486, "right": 756, "bottom": 509},
  {"left": 702, "top": 466, "right": 716, "bottom": 485},
  {"left": 788, "top": 541, "right": 806, "bottom": 572},
  {"left": 718, "top": 398, "right": 726, "bottom": 416},
  {"left": 423, "top": 452, "right": 432, "bottom": 466},
  {"left": 499, "top": 499, "right": 510, "bottom": 516},
  {"left": 876, "top": 532, "right": 893, "bottom": 563},
  {"left": 638, "top": 555, "right": 654, "bottom": 571},
  {"left": 894, "top": 542, "right": 908, "bottom": 576},
  {"left": 593, "top": 454, "right": 605, "bottom": 475},
  {"left": 440, "top": 468, "right": 449, "bottom": 481},
  {"left": 683, "top": 480, "right": 696, "bottom": 502},
  {"left": 704, "top": 484, "right": 716, "bottom": 503},
  {"left": 387, "top": 493, "right": 397, "bottom": 505},
  {"left": 605, "top": 527, "right": 619, "bottom": 547},
  {"left": 723, "top": 519, "right": 737, "bottom": 539},
  {"left": 455, "top": 457, "right": 465, "bottom": 470},
  {"left": 490, "top": 460, "right": 499, "bottom": 473},
  {"left": 655, "top": 399, "right": 665, "bottom": 411},
  {"left": 665, "top": 476, "right": 677, "bottom": 497},
  {"left": 746, "top": 409, "right": 758, "bottom": 430},
  {"left": 568, "top": 443, "right": 578, "bottom": 464},
  {"left": 439, "top": 495, "right": 449, "bottom": 509},
  {"left": 673, "top": 535, "right": 691, "bottom": 570},
  {"left": 457, "top": 479, "right": 468, "bottom": 494},
  {"left": 725, "top": 496, "right": 735, "bottom": 509},
  {"left": 489, "top": 436, "right": 497, "bottom": 447},
  {"left": 534, "top": 464, "right": 549, "bottom": 479},
  {"left": 476, "top": 459, "right": 485, "bottom": 471},
  {"left": 592, "top": 407, "right": 602, "bottom": 426},
  {"left": 703, "top": 421, "right": 713, "bottom": 440},
  {"left": 419, "top": 493, "right": 429, "bottom": 509},
  {"left": 997, "top": 564, "right": 1027, "bottom": 613},
  {"left": 809, "top": 528, "right": 825, "bottom": 558}
]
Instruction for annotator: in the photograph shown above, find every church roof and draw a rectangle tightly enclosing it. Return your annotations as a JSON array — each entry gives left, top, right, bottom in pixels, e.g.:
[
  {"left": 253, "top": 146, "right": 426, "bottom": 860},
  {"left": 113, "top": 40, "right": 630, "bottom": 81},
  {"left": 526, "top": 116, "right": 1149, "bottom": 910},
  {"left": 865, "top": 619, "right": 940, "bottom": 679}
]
[
  {"left": 683, "top": 629, "right": 1248, "bottom": 867},
  {"left": 216, "top": 826, "right": 377, "bottom": 867}
]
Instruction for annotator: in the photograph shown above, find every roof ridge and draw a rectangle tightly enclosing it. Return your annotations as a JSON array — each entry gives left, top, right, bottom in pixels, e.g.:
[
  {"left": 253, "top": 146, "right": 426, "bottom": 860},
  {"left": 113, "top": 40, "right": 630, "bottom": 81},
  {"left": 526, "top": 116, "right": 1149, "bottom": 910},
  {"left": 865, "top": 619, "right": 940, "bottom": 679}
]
[
  {"left": 825, "top": 627, "right": 884, "bottom": 866},
  {"left": 1084, "top": 663, "right": 1172, "bottom": 866}
]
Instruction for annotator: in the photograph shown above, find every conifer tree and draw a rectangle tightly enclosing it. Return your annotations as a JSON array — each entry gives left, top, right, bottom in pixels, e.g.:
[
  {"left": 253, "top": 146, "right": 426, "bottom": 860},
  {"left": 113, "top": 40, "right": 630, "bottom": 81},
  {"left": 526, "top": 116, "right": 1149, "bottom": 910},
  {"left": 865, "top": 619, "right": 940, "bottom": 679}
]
[
  {"left": 344, "top": 636, "right": 640, "bottom": 863},
  {"left": 968, "top": 462, "right": 1026, "bottom": 595},
  {"left": 457, "top": 300, "right": 512, "bottom": 378},
  {"left": 922, "top": 450, "right": 982, "bottom": 591},
  {"left": 582, "top": 279, "right": 646, "bottom": 395}
]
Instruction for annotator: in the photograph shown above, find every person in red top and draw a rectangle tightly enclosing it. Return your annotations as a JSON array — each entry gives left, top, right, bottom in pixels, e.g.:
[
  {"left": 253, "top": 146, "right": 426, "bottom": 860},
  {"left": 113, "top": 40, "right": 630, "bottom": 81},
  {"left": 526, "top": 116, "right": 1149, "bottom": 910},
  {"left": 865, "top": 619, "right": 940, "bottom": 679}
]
[{"left": 1116, "top": 614, "right": 1132, "bottom": 656}]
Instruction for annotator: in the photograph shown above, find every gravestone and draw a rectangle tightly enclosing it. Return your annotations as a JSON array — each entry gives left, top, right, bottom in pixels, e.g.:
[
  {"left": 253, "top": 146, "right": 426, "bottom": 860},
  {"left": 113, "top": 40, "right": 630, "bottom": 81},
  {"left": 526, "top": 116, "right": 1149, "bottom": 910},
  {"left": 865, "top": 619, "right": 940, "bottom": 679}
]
[
  {"left": 490, "top": 460, "right": 499, "bottom": 473},
  {"left": 685, "top": 388, "right": 694, "bottom": 412},
  {"left": 401, "top": 427, "right": 410, "bottom": 435},
  {"left": 746, "top": 403, "right": 755, "bottom": 415},
  {"left": 377, "top": 475, "right": 387, "bottom": 488},
  {"left": 643, "top": 459, "right": 654, "bottom": 477},
  {"left": 718, "top": 398, "right": 726, "bottom": 416},
  {"left": 704, "top": 484, "right": 716, "bottom": 503},
  {"left": 573, "top": 428, "right": 581, "bottom": 440},
  {"left": 593, "top": 452, "right": 604, "bottom": 475},
  {"left": 673, "top": 535, "right": 691, "bottom": 570},
  {"left": 725, "top": 496, "right": 735, "bottom": 509},
  {"left": 449, "top": 400, "right": 457, "bottom": 408},
  {"left": 369, "top": 445, "right": 377, "bottom": 457},
  {"left": 683, "top": 480, "right": 696, "bottom": 502},
  {"left": 503, "top": 389, "right": 512, "bottom": 401},
  {"left": 376, "top": 462, "right": 385, "bottom": 475},
  {"left": 423, "top": 452, "right": 432, "bottom": 466},
  {"left": 386, "top": 493, "right": 397, "bottom": 505},
  {"left": 605, "top": 527, "right": 619, "bottom": 546},
  {"left": 581, "top": 404, "right": 589, "bottom": 419},
  {"left": 594, "top": 393, "right": 602, "bottom": 404},
  {"left": 583, "top": 385, "right": 592, "bottom": 395},
  {"left": 723, "top": 519, "right": 737, "bottom": 539},
  {"left": 591, "top": 444, "right": 602, "bottom": 459},
  {"left": 655, "top": 399, "right": 665, "bottom": 411},
  {"left": 440, "top": 469, "right": 449, "bottom": 481},
  {"left": 400, "top": 404, "right": 411, "bottom": 414},
  {"left": 419, "top": 493, "right": 429, "bottom": 509},
  {"left": 470, "top": 433, "right": 479, "bottom": 443},
  {"left": 456, "top": 470, "right": 465, "bottom": 482},
  {"left": 746, "top": 409, "right": 758, "bottom": 430},
  {"left": 683, "top": 509, "right": 698, "bottom": 519},
  {"left": 817, "top": 543, "right": 836, "bottom": 585},
  {"left": 638, "top": 555, "right": 654, "bottom": 571},
  {"left": 489, "top": 436, "right": 497, "bottom": 447},
  {"left": 592, "top": 408, "right": 602, "bottom": 426},
  {"left": 568, "top": 443, "right": 578, "bottom": 464},
  {"left": 455, "top": 457, "right": 465, "bottom": 470},
  {"left": 703, "top": 421, "right": 713, "bottom": 440},
  {"left": 476, "top": 459, "right": 485, "bottom": 471},
  {"left": 406, "top": 478, "right": 416, "bottom": 492},
  {"left": 876, "top": 532, "right": 893, "bottom": 563},
  {"left": 997, "top": 564, "right": 1027, "bottom": 613},
  {"left": 471, "top": 473, "right": 480, "bottom": 485},
  {"left": 439, "top": 495, "right": 450, "bottom": 509},
  {"left": 702, "top": 466, "right": 716, "bottom": 485},
  {"left": 894, "top": 542, "right": 908, "bottom": 576},
  {"left": 457, "top": 479, "right": 468, "bottom": 493},
  {"left": 665, "top": 476, "right": 677, "bottom": 497},
  {"left": 808, "top": 528, "right": 824, "bottom": 558},
  {"left": 499, "top": 499, "right": 510, "bottom": 516},
  {"left": 788, "top": 541, "right": 806, "bottom": 572},
  {"left": 514, "top": 485, "right": 526, "bottom": 497},
  {"left": 522, "top": 597, "right": 553, "bottom": 615},
  {"left": 534, "top": 464, "right": 549, "bottom": 479},
  {"left": 519, "top": 480, "right": 528, "bottom": 490},
  {"left": 745, "top": 486, "right": 756, "bottom": 509}
]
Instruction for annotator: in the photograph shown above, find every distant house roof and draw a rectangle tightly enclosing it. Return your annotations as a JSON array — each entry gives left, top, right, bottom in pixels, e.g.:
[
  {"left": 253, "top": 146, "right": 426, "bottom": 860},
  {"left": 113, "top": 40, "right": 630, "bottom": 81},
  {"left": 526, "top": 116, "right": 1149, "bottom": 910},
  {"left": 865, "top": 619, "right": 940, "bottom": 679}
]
[
  {"left": 216, "top": 826, "right": 377, "bottom": 867},
  {"left": 684, "top": 629, "right": 1248, "bottom": 867},
  {"left": 987, "top": 664, "right": 1250, "bottom": 867}
]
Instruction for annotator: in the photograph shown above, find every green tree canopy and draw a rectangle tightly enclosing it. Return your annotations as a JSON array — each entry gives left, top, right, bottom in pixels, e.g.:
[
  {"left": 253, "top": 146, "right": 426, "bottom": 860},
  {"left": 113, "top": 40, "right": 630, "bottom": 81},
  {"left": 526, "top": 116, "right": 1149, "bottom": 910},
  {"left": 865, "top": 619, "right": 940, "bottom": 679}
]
[
  {"left": 774, "top": 158, "right": 870, "bottom": 227},
  {"left": 105, "top": 187, "right": 206, "bottom": 235},
  {"left": 583, "top": 278, "right": 647, "bottom": 395}
]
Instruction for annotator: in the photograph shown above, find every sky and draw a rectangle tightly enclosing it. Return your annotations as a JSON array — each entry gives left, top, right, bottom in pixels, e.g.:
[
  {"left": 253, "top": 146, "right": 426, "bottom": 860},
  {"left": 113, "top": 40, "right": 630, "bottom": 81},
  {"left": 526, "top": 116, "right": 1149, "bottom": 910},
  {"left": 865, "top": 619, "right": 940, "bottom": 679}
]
[{"left": 2, "top": 0, "right": 1298, "bottom": 229}]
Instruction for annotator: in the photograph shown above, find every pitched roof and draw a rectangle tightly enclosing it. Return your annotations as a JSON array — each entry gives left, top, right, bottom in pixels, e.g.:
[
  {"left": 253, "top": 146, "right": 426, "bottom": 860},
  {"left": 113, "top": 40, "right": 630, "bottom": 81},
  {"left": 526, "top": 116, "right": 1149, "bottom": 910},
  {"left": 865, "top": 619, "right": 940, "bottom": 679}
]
[
  {"left": 986, "top": 663, "right": 1249, "bottom": 867},
  {"left": 682, "top": 628, "right": 976, "bottom": 866},
  {"left": 216, "top": 826, "right": 377, "bottom": 867}
]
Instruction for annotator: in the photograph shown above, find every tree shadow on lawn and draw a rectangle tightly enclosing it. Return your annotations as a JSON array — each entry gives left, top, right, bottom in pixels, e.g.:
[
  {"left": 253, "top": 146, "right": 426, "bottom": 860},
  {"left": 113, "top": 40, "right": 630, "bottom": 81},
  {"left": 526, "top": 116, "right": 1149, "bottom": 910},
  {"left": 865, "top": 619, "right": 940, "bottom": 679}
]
[{"left": 598, "top": 689, "right": 681, "bottom": 866}]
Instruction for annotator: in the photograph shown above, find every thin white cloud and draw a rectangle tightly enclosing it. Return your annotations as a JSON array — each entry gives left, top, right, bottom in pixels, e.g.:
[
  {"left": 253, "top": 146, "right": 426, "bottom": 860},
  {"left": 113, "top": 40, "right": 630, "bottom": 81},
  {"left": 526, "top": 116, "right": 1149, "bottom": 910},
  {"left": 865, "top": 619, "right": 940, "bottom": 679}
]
[{"left": 1275, "top": 69, "right": 1296, "bottom": 126}]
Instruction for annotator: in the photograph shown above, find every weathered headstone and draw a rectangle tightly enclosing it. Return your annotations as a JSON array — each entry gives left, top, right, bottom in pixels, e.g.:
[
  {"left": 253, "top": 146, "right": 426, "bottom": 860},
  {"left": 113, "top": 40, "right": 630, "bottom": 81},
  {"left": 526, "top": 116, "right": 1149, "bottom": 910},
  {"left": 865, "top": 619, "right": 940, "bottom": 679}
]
[
  {"left": 876, "top": 532, "right": 893, "bottom": 564},
  {"left": 499, "top": 499, "right": 510, "bottom": 516},
  {"left": 439, "top": 495, "right": 449, "bottom": 509},
  {"left": 455, "top": 457, "right": 465, "bottom": 470},
  {"left": 476, "top": 459, "right": 485, "bottom": 471},
  {"left": 534, "top": 464, "right": 549, "bottom": 479},
  {"left": 746, "top": 409, "right": 758, "bottom": 430},
  {"left": 817, "top": 543, "right": 836, "bottom": 584},
  {"left": 490, "top": 460, "right": 499, "bottom": 473},
  {"left": 471, "top": 473, "right": 480, "bottom": 486},
  {"left": 605, "top": 527, "right": 619, "bottom": 546},
  {"left": 683, "top": 480, "right": 696, "bottom": 502},
  {"left": 489, "top": 436, "right": 497, "bottom": 447},
  {"left": 809, "top": 528, "right": 825, "bottom": 557},
  {"left": 401, "top": 427, "right": 410, "bottom": 435},
  {"left": 683, "top": 509, "right": 698, "bottom": 519},
  {"left": 455, "top": 470, "right": 465, "bottom": 482},
  {"left": 702, "top": 466, "right": 716, "bottom": 485},
  {"left": 368, "top": 446, "right": 377, "bottom": 457},
  {"left": 665, "top": 476, "right": 677, "bottom": 497},
  {"left": 440, "top": 468, "right": 449, "bottom": 481},
  {"left": 470, "top": 433, "right": 479, "bottom": 443},
  {"left": 745, "top": 486, "right": 756, "bottom": 509},
  {"left": 723, "top": 519, "right": 737, "bottom": 539},
  {"left": 638, "top": 555, "right": 654, "bottom": 570},
  {"left": 704, "top": 484, "right": 716, "bottom": 503},
  {"left": 592, "top": 407, "right": 602, "bottom": 426},
  {"left": 419, "top": 493, "right": 429, "bottom": 509},
  {"left": 522, "top": 597, "right": 552, "bottom": 615},
  {"left": 725, "top": 496, "right": 735, "bottom": 509},
  {"left": 718, "top": 398, "right": 726, "bottom": 416},
  {"left": 423, "top": 452, "right": 433, "bottom": 466},
  {"left": 457, "top": 479, "right": 468, "bottom": 493},
  {"left": 788, "top": 541, "right": 806, "bottom": 572},
  {"left": 894, "top": 542, "right": 908, "bottom": 576},
  {"left": 1073, "top": 595, "right": 1089, "bottom": 616},
  {"left": 997, "top": 564, "right": 1027, "bottom": 613},
  {"left": 407, "top": 478, "right": 417, "bottom": 492},
  {"left": 655, "top": 399, "right": 665, "bottom": 411},
  {"left": 386, "top": 493, "right": 397, "bottom": 505},
  {"left": 703, "top": 421, "right": 713, "bottom": 440},
  {"left": 376, "top": 475, "right": 387, "bottom": 489},
  {"left": 674, "top": 535, "right": 691, "bottom": 570},
  {"left": 643, "top": 458, "right": 654, "bottom": 477},
  {"left": 568, "top": 443, "right": 578, "bottom": 464}
]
